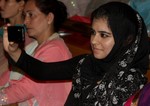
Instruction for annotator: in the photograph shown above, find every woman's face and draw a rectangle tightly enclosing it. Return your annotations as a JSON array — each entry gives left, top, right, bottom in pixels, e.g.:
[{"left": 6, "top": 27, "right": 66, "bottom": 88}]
[
  {"left": 23, "top": 0, "right": 51, "bottom": 42},
  {"left": 90, "top": 18, "right": 115, "bottom": 59},
  {"left": 0, "top": 0, "right": 21, "bottom": 19}
]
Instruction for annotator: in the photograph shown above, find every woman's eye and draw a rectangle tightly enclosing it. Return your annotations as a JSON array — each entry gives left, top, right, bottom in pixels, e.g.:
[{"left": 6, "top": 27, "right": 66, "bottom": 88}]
[
  {"left": 29, "top": 13, "right": 33, "bottom": 17},
  {"left": 100, "top": 33, "right": 109, "bottom": 38},
  {"left": 90, "top": 29, "right": 96, "bottom": 35}
]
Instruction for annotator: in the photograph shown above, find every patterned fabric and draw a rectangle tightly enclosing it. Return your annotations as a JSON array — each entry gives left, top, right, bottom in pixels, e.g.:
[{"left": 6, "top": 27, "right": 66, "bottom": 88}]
[
  {"left": 70, "top": 13, "right": 148, "bottom": 106},
  {"left": 72, "top": 56, "right": 146, "bottom": 106}
]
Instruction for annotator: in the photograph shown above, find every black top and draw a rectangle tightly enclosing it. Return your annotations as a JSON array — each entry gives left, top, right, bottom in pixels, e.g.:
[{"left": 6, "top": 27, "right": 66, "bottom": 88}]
[
  {"left": 10, "top": 51, "right": 147, "bottom": 106},
  {"left": 14, "top": 50, "right": 86, "bottom": 80}
]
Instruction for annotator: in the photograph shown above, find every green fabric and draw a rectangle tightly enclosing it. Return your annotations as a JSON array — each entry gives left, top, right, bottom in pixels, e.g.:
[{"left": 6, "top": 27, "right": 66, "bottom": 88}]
[{"left": 0, "top": 27, "right": 4, "bottom": 37}]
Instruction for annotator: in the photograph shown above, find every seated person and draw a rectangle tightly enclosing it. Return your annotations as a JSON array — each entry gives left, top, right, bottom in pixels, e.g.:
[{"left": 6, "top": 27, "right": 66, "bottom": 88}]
[{"left": 0, "top": 0, "right": 72, "bottom": 105}]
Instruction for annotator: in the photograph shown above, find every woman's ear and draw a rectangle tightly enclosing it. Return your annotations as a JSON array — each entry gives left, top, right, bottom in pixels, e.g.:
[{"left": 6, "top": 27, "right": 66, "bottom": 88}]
[
  {"left": 18, "top": 0, "right": 25, "bottom": 11},
  {"left": 47, "top": 13, "right": 54, "bottom": 24}
]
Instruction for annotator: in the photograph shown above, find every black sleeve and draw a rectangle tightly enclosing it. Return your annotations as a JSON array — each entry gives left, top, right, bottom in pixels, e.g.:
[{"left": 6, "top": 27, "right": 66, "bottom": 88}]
[{"left": 12, "top": 50, "right": 86, "bottom": 81}]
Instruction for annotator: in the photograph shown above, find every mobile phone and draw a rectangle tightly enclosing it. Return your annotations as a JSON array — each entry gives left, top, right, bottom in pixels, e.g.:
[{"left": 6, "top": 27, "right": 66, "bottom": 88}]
[{"left": 7, "top": 26, "right": 25, "bottom": 43}]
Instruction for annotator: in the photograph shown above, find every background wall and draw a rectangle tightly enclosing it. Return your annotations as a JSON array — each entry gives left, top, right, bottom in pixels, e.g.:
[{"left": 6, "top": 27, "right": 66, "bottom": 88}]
[{"left": 59, "top": 0, "right": 130, "bottom": 17}]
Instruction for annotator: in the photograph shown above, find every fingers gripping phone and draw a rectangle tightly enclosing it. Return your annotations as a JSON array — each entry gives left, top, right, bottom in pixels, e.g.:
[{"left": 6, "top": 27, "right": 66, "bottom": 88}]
[{"left": 7, "top": 26, "right": 25, "bottom": 43}]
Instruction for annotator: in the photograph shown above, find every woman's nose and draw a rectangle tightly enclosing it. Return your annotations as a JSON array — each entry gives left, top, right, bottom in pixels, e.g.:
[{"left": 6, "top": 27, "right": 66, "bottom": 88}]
[
  {"left": 91, "top": 34, "right": 100, "bottom": 44},
  {"left": 24, "top": 17, "right": 30, "bottom": 25}
]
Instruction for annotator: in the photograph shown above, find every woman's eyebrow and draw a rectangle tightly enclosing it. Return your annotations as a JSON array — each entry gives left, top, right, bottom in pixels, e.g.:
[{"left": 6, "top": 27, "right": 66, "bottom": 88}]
[
  {"left": 98, "top": 31, "right": 111, "bottom": 35},
  {"left": 24, "top": 10, "right": 32, "bottom": 13}
]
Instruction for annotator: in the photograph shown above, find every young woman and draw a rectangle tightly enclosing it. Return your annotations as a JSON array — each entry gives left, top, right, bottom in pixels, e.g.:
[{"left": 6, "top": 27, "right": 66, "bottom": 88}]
[
  {"left": 0, "top": 0, "right": 32, "bottom": 76},
  {"left": 0, "top": 0, "right": 72, "bottom": 105},
  {"left": 3, "top": 1, "right": 150, "bottom": 106},
  {"left": 0, "top": 0, "right": 28, "bottom": 40}
]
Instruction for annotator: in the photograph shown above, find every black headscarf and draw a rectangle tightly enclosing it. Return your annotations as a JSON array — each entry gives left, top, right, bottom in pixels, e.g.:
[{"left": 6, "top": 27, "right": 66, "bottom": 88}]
[
  {"left": 72, "top": 2, "right": 149, "bottom": 106},
  {"left": 90, "top": 2, "right": 149, "bottom": 76}
]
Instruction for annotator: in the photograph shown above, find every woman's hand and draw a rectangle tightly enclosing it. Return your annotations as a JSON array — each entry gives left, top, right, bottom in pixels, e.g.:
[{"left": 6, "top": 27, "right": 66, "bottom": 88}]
[{"left": 3, "top": 24, "right": 21, "bottom": 62}]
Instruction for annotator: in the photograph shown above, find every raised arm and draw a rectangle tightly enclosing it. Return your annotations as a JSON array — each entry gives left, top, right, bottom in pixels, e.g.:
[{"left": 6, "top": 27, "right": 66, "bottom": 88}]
[
  {"left": 13, "top": 51, "right": 85, "bottom": 80},
  {"left": 3, "top": 25, "right": 86, "bottom": 81}
]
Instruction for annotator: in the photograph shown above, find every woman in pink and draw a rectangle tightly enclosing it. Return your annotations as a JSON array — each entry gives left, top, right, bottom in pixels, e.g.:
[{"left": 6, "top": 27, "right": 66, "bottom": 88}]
[{"left": 0, "top": 0, "right": 72, "bottom": 105}]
